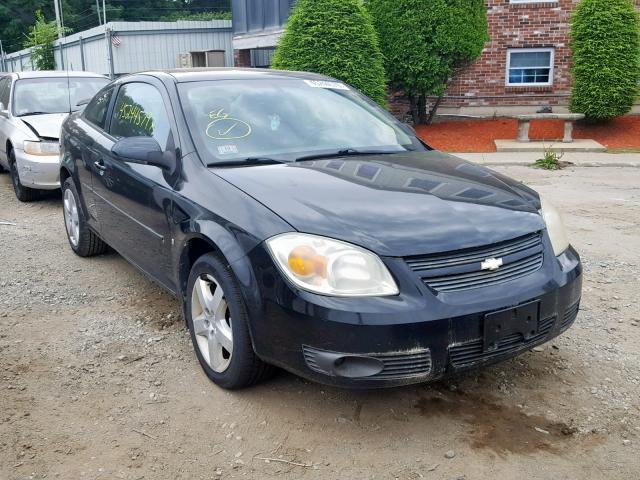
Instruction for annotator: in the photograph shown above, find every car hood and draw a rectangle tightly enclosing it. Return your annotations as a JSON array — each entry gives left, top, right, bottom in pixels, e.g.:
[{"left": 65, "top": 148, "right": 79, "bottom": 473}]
[
  {"left": 19, "top": 113, "right": 67, "bottom": 140},
  {"left": 212, "top": 151, "right": 546, "bottom": 257}
]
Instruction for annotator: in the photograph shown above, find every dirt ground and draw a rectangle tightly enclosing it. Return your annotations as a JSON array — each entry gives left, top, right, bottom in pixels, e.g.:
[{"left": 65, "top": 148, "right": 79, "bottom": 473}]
[{"left": 1, "top": 165, "right": 639, "bottom": 480}]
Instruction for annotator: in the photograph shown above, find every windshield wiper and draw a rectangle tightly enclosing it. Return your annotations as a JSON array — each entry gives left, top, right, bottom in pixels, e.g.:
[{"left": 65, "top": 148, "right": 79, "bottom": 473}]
[
  {"left": 207, "top": 157, "right": 287, "bottom": 168},
  {"left": 294, "top": 148, "right": 401, "bottom": 162},
  {"left": 17, "top": 111, "right": 53, "bottom": 117}
]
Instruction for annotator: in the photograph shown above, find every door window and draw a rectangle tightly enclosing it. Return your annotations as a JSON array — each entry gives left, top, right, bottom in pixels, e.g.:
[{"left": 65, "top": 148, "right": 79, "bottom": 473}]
[
  {"left": 109, "top": 83, "right": 172, "bottom": 150},
  {"left": 84, "top": 87, "right": 114, "bottom": 130},
  {"left": 0, "top": 78, "right": 11, "bottom": 109}
]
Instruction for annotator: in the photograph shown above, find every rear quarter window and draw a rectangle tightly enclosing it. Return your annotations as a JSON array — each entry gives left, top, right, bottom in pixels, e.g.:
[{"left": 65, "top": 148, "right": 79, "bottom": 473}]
[{"left": 84, "top": 87, "right": 114, "bottom": 130}]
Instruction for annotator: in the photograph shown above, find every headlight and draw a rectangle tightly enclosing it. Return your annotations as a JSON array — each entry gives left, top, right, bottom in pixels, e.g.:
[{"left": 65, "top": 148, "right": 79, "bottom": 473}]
[
  {"left": 266, "top": 233, "right": 399, "bottom": 297},
  {"left": 540, "top": 197, "right": 569, "bottom": 256},
  {"left": 23, "top": 140, "right": 60, "bottom": 156}
]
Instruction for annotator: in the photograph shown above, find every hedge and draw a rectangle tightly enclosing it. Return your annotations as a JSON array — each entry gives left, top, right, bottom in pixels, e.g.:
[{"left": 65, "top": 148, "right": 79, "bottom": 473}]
[
  {"left": 271, "top": 0, "right": 387, "bottom": 106},
  {"left": 570, "top": 0, "right": 640, "bottom": 121}
]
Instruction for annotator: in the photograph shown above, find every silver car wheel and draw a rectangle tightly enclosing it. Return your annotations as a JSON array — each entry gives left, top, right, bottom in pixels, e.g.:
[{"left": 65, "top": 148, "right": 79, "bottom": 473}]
[
  {"left": 191, "top": 274, "right": 233, "bottom": 373},
  {"left": 63, "top": 188, "right": 80, "bottom": 247}
]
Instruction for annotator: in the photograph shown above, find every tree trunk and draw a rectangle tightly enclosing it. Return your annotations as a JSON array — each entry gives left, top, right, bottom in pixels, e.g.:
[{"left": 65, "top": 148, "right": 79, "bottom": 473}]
[
  {"left": 418, "top": 95, "right": 428, "bottom": 125},
  {"left": 408, "top": 94, "right": 420, "bottom": 125},
  {"left": 426, "top": 94, "right": 444, "bottom": 125}
]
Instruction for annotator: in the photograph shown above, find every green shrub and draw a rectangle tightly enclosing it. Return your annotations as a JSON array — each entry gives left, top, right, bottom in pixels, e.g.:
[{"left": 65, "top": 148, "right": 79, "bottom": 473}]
[
  {"left": 271, "top": 0, "right": 387, "bottom": 106},
  {"left": 570, "top": 0, "right": 640, "bottom": 121},
  {"left": 368, "top": 0, "right": 488, "bottom": 124},
  {"left": 534, "top": 148, "right": 565, "bottom": 170},
  {"left": 24, "top": 10, "right": 62, "bottom": 71}
]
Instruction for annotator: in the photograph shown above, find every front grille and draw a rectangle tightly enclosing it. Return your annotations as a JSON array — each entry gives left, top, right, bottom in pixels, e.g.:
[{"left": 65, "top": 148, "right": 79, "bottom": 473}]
[
  {"left": 373, "top": 350, "right": 433, "bottom": 380},
  {"left": 449, "top": 315, "right": 555, "bottom": 368},
  {"left": 302, "top": 346, "right": 432, "bottom": 380},
  {"left": 561, "top": 301, "right": 580, "bottom": 330},
  {"left": 406, "top": 232, "right": 544, "bottom": 293}
]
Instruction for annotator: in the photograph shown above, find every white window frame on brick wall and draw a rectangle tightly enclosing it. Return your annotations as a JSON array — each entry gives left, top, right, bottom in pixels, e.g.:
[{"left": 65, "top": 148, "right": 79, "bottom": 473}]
[{"left": 506, "top": 48, "right": 555, "bottom": 87}]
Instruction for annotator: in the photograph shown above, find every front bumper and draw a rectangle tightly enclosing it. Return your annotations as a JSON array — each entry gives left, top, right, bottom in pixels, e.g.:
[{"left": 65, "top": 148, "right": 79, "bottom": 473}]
[
  {"left": 14, "top": 148, "right": 61, "bottom": 189},
  {"left": 246, "top": 238, "right": 582, "bottom": 388}
]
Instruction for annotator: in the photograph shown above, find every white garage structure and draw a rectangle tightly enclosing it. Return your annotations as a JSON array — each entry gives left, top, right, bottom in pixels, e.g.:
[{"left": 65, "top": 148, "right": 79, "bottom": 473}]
[{"left": 1, "top": 20, "right": 233, "bottom": 78}]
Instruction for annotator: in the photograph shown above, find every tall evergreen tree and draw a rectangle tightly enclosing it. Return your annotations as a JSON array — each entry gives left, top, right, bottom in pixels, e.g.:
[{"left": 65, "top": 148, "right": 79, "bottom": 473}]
[
  {"left": 271, "top": 0, "right": 388, "bottom": 106},
  {"left": 570, "top": 0, "right": 640, "bottom": 121}
]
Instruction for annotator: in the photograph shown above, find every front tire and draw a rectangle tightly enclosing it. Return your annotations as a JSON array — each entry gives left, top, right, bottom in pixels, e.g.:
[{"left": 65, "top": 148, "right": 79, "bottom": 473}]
[
  {"left": 62, "top": 178, "right": 107, "bottom": 257},
  {"left": 186, "top": 253, "right": 274, "bottom": 389},
  {"left": 9, "top": 150, "right": 39, "bottom": 202}
]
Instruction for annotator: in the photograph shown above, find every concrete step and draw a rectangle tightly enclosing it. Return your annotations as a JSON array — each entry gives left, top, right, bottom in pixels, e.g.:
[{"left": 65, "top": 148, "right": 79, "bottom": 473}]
[
  {"left": 449, "top": 151, "right": 640, "bottom": 168},
  {"left": 495, "top": 139, "right": 607, "bottom": 153}
]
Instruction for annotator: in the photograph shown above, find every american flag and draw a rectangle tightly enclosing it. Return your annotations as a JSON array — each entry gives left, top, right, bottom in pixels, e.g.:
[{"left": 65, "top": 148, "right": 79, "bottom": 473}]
[{"left": 111, "top": 35, "right": 122, "bottom": 47}]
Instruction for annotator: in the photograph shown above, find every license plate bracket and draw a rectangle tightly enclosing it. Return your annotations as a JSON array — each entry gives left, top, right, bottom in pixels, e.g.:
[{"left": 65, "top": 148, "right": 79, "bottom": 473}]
[{"left": 483, "top": 301, "right": 540, "bottom": 352}]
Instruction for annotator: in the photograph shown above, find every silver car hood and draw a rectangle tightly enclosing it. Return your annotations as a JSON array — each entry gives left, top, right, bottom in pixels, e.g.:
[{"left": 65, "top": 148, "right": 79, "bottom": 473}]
[{"left": 19, "top": 113, "right": 68, "bottom": 140}]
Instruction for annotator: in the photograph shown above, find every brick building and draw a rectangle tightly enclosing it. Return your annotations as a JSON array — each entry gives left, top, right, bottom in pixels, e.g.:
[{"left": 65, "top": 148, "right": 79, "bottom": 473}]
[
  {"left": 232, "top": 0, "right": 640, "bottom": 119},
  {"left": 437, "top": 0, "right": 640, "bottom": 117},
  {"left": 439, "top": 0, "right": 579, "bottom": 117}
]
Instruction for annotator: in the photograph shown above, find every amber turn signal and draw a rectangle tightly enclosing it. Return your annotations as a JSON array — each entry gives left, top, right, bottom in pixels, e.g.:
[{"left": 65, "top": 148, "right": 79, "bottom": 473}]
[{"left": 288, "top": 246, "right": 327, "bottom": 279}]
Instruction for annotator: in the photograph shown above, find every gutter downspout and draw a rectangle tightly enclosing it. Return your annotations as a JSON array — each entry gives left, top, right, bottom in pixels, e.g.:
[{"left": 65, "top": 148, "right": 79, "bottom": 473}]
[
  {"left": 106, "top": 26, "right": 115, "bottom": 79},
  {"left": 79, "top": 36, "right": 86, "bottom": 71}
]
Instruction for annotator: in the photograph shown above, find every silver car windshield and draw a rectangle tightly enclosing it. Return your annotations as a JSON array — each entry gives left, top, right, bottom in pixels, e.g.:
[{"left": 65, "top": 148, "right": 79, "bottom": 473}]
[
  {"left": 13, "top": 77, "right": 109, "bottom": 117},
  {"left": 178, "top": 78, "right": 425, "bottom": 163}
]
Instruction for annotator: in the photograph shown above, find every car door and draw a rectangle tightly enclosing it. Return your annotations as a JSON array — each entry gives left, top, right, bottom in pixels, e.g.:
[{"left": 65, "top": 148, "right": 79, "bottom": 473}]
[
  {"left": 92, "top": 80, "right": 178, "bottom": 291},
  {"left": 71, "top": 86, "right": 116, "bottom": 226},
  {"left": 0, "top": 76, "right": 12, "bottom": 166}
]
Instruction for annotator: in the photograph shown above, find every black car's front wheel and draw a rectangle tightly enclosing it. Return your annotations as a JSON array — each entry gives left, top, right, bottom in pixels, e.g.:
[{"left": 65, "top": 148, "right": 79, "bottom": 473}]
[{"left": 186, "top": 253, "right": 274, "bottom": 389}]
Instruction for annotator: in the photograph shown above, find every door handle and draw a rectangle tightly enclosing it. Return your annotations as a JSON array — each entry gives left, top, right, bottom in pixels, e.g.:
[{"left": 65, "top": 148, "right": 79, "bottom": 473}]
[{"left": 94, "top": 159, "right": 107, "bottom": 171}]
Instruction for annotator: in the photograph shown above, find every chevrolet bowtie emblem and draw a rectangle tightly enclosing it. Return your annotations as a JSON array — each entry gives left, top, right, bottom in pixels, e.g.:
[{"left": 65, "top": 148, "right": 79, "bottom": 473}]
[{"left": 481, "top": 257, "right": 504, "bottom": 271}]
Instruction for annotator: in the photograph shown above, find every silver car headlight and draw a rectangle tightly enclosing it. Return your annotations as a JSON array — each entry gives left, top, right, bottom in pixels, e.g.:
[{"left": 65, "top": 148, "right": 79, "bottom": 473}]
[
  {"left": 540, "top": 197, "right": 569, "bottom": 256},
  {"left": 266, "top": 233, "right": 399, "bottom": 297},
  {"left": 23, "top": 140, "right": 60, "bottom": 156}
]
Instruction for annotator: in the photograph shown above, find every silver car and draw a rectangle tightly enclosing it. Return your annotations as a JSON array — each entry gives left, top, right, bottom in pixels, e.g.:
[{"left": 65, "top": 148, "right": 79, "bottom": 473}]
[{"left": 0, "top": 71, "right": 109, "bottom": 201}]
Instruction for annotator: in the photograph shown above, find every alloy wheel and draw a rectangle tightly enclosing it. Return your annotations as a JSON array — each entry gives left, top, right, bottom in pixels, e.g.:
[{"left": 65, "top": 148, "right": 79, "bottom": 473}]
[
  {"left": 191, "top": 274, "right": 233, "bottom": 373},
  {"left": 63, "top": 188, "right": 80, "bottom": 247}
]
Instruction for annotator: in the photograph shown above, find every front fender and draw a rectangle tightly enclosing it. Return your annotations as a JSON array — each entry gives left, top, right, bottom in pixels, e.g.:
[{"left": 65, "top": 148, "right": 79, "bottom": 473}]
[{"left": 175, "top": 224, "right": 266, "bottom": 348}]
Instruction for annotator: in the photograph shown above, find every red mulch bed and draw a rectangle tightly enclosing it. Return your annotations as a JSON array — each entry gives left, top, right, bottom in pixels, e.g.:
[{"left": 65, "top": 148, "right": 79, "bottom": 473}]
[{"left": 415, "top": 116, "right": 640, "bottom": 152}]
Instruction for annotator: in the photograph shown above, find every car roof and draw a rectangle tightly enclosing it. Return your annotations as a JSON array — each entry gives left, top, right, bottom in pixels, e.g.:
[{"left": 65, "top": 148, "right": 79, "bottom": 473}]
[
  {"left": 12, "top": 71, "right": 108, "bottom": 80},
  {"left": 138, "top": 68, "right": 337, "bottom": 83}
]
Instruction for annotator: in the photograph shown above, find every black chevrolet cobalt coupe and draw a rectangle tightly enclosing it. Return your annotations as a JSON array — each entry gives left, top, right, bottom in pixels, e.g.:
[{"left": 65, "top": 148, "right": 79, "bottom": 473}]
[{"left": 59, "top": 69, "right": 582, "bottom": 389}]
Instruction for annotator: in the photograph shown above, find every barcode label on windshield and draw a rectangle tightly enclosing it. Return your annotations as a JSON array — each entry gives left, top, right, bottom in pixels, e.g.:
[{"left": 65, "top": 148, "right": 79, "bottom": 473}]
[
  {"left": 218, "top": 145, "right": 238, "bottom": 155},
  {"left": 304, "top": 80, "right": 350, "bottom": 91}
]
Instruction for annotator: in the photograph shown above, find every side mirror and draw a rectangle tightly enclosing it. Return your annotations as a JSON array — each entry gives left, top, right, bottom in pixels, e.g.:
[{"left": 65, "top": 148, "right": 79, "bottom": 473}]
[
  {"left": 76, "top": 98, "right": 91, "bottom": 108},
  {"left": 111, "top": 136, "right": 175, "bottom": 170},
  {"left": 0, "top": 102, "right": 8, "bottom": 118}
]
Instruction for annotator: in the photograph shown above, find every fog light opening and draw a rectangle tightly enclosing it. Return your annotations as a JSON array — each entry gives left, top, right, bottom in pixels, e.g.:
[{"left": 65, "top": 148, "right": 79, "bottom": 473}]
[{"left": 332, "top": 355, "right": 384, "bottom": 378}]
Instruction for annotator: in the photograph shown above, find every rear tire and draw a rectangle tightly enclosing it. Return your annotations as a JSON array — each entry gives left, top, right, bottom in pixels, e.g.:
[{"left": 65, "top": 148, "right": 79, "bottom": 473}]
[
  {"left": 186, "top": 253, "right": 274, "bottom": 389},
  {"left": 62, "top": 177, "right": 107, "bottom": 257},
  {"left": 9, "top": 150, "right": 39, "bottom": 202}
]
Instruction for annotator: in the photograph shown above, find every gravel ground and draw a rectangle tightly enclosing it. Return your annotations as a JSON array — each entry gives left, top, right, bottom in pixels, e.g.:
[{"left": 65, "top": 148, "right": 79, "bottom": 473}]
[{"left": 1, "top": 166, "right": 639, "bottom": 480}]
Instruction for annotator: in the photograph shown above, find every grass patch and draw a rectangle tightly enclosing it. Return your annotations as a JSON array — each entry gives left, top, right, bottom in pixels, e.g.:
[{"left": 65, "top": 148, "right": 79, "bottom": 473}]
[{"left": 534, "top": 148, "right": 566, "bottom": 170}]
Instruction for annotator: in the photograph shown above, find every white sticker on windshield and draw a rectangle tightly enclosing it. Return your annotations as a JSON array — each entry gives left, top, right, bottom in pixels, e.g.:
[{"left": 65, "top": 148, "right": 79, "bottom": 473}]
[
  {"left": 304, "top": 80, "right": 350, "bottom": 91},
  {"left": 217, "top": 145, "right": 239, "bottom": 155}
]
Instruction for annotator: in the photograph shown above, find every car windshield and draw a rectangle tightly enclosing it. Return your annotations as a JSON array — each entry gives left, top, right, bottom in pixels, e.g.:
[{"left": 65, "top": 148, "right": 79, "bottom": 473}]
[
  {"left": 12, "top": 77, "right": 109, "bottom": 116},
  {"left": 178, "top": 78, "right": 426, "bottom": 164}
]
